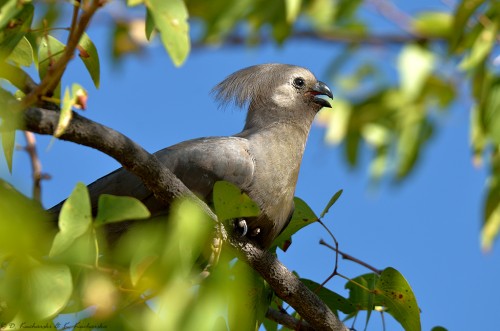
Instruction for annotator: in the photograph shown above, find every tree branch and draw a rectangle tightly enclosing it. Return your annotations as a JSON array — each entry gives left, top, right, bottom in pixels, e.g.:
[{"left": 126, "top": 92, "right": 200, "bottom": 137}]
[
  {"left": 21, "top": 106, "right": 348, "bottom": 331},
  {"left": 230, "top": 235, "right": 349, "bottom": 331},
  {"left": 266, "top": 308, "right": 315, "bottom": 331}
]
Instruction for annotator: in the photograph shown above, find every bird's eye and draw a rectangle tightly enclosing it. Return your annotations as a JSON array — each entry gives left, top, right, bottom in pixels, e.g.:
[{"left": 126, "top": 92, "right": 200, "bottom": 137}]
[{"left": 293, "top": 77, "right": 305, "bottom": 88}]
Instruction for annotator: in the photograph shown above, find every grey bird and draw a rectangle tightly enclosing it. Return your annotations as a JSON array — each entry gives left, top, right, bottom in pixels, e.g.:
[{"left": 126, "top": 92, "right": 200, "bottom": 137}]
[{"left": 50, "top": 63, "right": 333, "bottom": 249}]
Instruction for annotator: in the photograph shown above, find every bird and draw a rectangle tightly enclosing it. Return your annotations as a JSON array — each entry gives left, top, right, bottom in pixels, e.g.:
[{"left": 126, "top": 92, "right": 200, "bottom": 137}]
[{"left": 49, "top": 63, "right": 333, "bottom": 249}]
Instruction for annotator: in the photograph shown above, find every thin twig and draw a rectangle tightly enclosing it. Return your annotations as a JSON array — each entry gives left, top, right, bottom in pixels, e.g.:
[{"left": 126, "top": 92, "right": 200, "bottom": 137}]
[
  {"left": 22, "top": 0, "right": 103, "bottom": 107},
  {"left": 23, "top": 131, "right": 49, "bottom": 202},
  {"left": 265, "top": 308, "right": 315, "bottom": 331},
  {"left": 320, "top": 239, "right": 382, "bottom": 275}
]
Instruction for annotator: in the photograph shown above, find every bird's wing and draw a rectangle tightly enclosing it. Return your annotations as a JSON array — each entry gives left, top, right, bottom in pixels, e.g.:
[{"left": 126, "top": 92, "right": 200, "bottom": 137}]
[{"left": 49, "top": 136, "right": 255, "bottom": 216}]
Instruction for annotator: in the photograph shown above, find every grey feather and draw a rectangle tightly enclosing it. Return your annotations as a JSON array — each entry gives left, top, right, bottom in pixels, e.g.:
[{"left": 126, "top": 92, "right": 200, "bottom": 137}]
[{"left": 49, "top": 63, "right": 333, "bottom": 249}]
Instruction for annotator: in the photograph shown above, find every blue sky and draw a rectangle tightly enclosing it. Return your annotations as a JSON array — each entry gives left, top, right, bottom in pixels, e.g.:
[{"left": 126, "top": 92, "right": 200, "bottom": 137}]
[{"left": 1, "top": 4, "right": 500, "bottom": 330}]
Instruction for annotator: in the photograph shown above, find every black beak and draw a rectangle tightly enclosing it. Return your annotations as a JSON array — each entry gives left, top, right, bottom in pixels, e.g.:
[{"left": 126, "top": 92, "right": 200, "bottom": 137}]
[{"left": 311, "top": 81, "right": 333, "bottom": 108}]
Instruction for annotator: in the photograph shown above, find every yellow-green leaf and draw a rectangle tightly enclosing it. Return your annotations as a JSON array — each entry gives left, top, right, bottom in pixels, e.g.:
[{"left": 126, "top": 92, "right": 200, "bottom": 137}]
[
  {"left": 398, "top": 44, "right": 435, "bottom": 101},
  {"left": 145, "top": 0, "right": 190, "bottom": 66},
  {"left": 0, "top": 0, "right": 28, "bottom": 30},
  {"left": 412, "top": 11, "right": 452, "bottom": 38},
  {"left": 375, "top": 267, "right": 421, "bottom": 331},
  {"left": 49, "top": 182, "right": 92, "bottom": 256},
  {"left": 8, "top": 36, "right": 34, "bottom": 67},
  {"left": 54, "top": 87, "right": 73, "bottom": 138},
  {"left": 78, "top": 33, "right": 100, "bottom": 88},
  {"left": 94, "top": 194, "right": 150, "bottom": 226},
  {"left": 1, "top": 130, "right": 15, "bottom": 173},
  {"left": 273, "top": 197, "right": 317, "bottom": 250},
  {"left": 24, "top": 263, "right": 72, "bottom": 320},
  {"left": 213, "top": 181, "right": 260, "bottom": 222},
  {"left": 38, "top": 35, "right": 64, "bottom": 101},
  {"left": 285, "top": 0, "right": 301, "bottom": 23},
  {"left": 459, "top": 21, "right": 499, "bottom": 71},
  {"left": 0, "top": 3, "right": 33, "bottom": 62},
  {"left": 127, "top": 0, "right": 143, "bottom": 6}
]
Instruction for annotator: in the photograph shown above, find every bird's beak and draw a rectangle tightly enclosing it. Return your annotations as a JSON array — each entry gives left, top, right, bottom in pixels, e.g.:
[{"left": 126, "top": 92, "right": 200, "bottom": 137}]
[{"left": 310, "top": 81, "right": 333, "bottom": 108}]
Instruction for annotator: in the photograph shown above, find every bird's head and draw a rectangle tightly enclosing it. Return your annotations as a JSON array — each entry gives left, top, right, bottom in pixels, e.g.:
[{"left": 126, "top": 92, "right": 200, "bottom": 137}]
[{"left": 212, "top": 64, "right": 333, "bottom": 129}]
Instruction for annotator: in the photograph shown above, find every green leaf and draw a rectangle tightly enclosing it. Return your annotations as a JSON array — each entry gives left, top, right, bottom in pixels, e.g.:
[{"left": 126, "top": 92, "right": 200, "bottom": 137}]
[
  {"left": 213, "top": 181, "right": 260, "bottom": 222},
  {"left": 345, "top": 273, "right": 377, "bottom": 326},
  {"left": 145, "top": 8, "right": 155, "bottom": 40},
  {"left": 375, "top": 267, "right": 421, "bottom": 331},
  {"left": 49, "top": 182, "right": 92, "bottom": 256},
  {"left": 0, "top": 0, "right": 27, "bottom": 30},
  {"left": 320, "top": 189, "right": 343, "bottom": 219},
  {"left": 1, "top": 130, "right": 15, "bottom": 173},
  {"left": 482, "top": 78, "right": 500, "bottom": 145},
  {"left": 94, "top": 194, "right": 150, "bottom": 226},
  {"left": 78, "top": 33, "right": 100, "bottom": 88},
  {"left": 285, "top": 0, "right": 301, "bottom": 23},
  {"left": 431, "top": 327, "right": 448, "bottom": 331},
  {"left": 127, "top": 0, "right": 143, "bottom": 6},
  {"left": 145, "top": 0, "right": 190, "bottom": 66},
  {"left": 459, "top": 20, "right": 499, "bottom": 71},
  {"left": 481, "top": 158, "right": 500, "bottom": 251},
  {"left": 54, "top": 87, "right": 73, "bottom": 138},
  {"left": 398, "top": 44, "right": 435, "bottom": 101},
  {"left": 8, "top": 36, "right": 34, "bottom": 66},
  {"left": 25, "top": 263, "right": 72, "bottom": 320},
  {"left": 301, "top": 279, "right": 355, "bottom": 314},
  {"left": 273, "top": 197, "right": 317, "bottom": 250},
  {"left": 449, "top": 0, "right": 486, "bottom": 52},
  {"left": 0, "top": 3, "right": 33, "bottom": 62},
  {"left": 412, "top": 11, "right": 452, "bottom": 38},
  {"left": 38, "top": 34, "right": 64, "bottom": 100}
]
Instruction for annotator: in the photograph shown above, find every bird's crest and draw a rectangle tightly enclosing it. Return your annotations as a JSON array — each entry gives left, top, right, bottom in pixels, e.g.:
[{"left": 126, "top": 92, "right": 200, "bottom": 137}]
[{"left": 211, "top": 63, "right": 295, "bottom": 109}]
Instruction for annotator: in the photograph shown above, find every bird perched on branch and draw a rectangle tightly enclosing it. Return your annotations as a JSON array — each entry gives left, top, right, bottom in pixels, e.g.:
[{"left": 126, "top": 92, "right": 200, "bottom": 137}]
[{"left": 50, "top": 63, "right": 333, "bottom": 249}]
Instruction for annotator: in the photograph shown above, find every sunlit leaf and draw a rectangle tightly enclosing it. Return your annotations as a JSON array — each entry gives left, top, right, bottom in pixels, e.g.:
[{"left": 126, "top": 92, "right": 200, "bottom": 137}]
[
  {"left": 1, "top": 130, "right": 15, "bottom": 173},
  {"left": 320, "top": 189, "right": 343, "bottom": 219},
  {"left": 8, "top": 36, "right": 33, "bottom": 67},
  {"left": 0, "top": 3, "right": 33, "bottom": 61},
  {"left": 50, "top": 182, "right": 92, "bottom": 256},
  {"left": 273, "top": 197, "right": 317, "bottom": 250},
  {"left": 449, "top": 0, "right": 486, "bottom": 52},
  {"left": 54, "top": 87, "right": 73, "bottom": 138},
  {"left": 78, "top": 33, "right": 100, "bottom": 88},
  {"left": 0, "top": 0, "right": 26, "bottom": 30},
  {"left": 459, "top": 21, "right": 499, "bottom": 71},
  {"left": 25, "top": 262, "right": 72, "bottom": 320},
  {"left": 285, "top": 0, "right": 301, "bottom": 23},
  {"left": 318, "top": 98, "right": 352, "bottom": 145},
  {"left": 481, "top": 158, "right": 500, "bottom": 251},
  {"left": 38, "top": 35, "right": 64, "bottom": 100},
  {"left": 94, "top": 194, "right": 150, "bottom": 226},
  {"left": 398, "top": 44, "right": 435, "bottom": 101},
  {"left": 213, "top": 181, "right": 260, "bottom": 222},
  {"left": 412, "top": 11, "right": 452, "bottom": 38},
  {"left": 145, "top": 0, "right": 190, "bottom": 66},
  {"left": 375, "top": 267, "right": 421, "bottom": 331},
  {"left": 482, "top": 78, "right": 500, "bottom": 145},
  {"left": 127, "top": 0, "right": 143, "bottom": 6}
]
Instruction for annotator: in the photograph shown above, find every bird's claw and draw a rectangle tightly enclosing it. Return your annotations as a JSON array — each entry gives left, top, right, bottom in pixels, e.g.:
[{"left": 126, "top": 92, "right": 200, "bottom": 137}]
[{"left": 236, "top": 219, "right": 248, "bottom": 237}]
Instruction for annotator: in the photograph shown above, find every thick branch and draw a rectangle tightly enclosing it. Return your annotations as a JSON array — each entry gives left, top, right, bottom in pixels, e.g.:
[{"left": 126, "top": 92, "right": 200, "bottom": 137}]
[
  {"left": 231, "top": 237, "right": 349, "bottom": 331},
  {"left": 22, "top": 106, "right": 347, "bottom": 331},
  {"left": 23, "top": 106, "right": 213, "bottom": 216}
]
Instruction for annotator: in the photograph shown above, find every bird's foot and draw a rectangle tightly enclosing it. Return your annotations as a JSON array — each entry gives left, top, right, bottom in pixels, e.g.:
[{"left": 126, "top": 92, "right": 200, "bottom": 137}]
[
  {"left": 250, "top": 227, "right": 260, "bottom": 236},
  {"left": 234, "top": 219, "right": 248, "bottom": 237}
]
